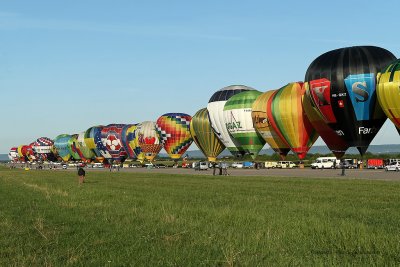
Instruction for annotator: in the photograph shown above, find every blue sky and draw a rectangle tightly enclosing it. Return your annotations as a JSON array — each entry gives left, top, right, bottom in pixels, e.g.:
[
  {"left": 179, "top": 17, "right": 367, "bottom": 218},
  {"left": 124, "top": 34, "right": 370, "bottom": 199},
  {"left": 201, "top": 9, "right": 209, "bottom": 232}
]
[{"left": 1, "top": 0, "right": 400, "bottom": 153}]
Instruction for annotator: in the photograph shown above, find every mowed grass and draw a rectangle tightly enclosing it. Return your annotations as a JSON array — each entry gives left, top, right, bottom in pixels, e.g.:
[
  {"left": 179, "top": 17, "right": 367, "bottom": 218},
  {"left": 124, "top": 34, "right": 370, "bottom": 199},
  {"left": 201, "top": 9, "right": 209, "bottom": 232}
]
[{"left": 1, "top": 167, "right": 400, "bottom": 266}]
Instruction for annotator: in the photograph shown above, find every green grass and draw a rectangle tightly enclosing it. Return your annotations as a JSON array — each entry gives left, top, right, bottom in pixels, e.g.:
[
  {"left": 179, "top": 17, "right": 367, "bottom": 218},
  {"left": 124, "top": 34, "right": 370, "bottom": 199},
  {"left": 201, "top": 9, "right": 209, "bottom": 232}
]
[{"left": 1, "top": 168, "right": 400, "bottom": 266}]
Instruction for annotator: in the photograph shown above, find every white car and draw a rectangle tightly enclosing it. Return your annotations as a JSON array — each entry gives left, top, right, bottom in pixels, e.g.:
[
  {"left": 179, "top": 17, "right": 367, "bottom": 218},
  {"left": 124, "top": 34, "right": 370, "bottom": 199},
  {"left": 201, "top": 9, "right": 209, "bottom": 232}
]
[
  {"left": 231, "top": 162, "right": 243, "bottom": 168},
  {"left": 385, "top": 162, "right": 400, "bottom": 171}
]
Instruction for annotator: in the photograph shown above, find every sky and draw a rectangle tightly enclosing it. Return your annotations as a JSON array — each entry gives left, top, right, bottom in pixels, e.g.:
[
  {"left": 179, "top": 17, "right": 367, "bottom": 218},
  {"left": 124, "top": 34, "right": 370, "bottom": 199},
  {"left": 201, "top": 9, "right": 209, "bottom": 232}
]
[{"left": 1, "top": 0, "right": 400, "bottom": 153}]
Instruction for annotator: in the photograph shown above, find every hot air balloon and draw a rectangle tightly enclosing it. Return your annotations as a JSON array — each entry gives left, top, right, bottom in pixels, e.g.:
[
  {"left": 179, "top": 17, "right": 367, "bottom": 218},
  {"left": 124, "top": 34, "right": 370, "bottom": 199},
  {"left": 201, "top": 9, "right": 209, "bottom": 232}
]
[
  {"left": 136, "top": 121, "right": 162, "bottom": 162},
  {"left": 27, "top": 142, "right": 37, "bottom": 161},
  {"left": 8, "top": 147, "right": 18, "bottom": 162},
  {"left": 267, "top": 82, "right": 318, "bottom": 160},
  {"left": 121, "top": 124, "right": 145, "bottom": 162},
  {"left": 76, "top": 132, "right": 95, "bottom": 162},
  {"left": 67, "top": 134, "right": 81, "bottom": 161},
  {"left": 84, "top": 126, "right": 105, "bottom": 163},
  {"left": 305, "top": 46, "right": 396, "bottom": 155},
  {"left": 207, "top": 85, "right": 254, "bottom": 157},
  {"left": 252, "top": 90, "right": 291, "bottom": 159},
  {"left": 190, "top": 108, "right": 225, "bottom": 162},
  {"left": 54, "top": 134, "right": 73, "bottom": 162},
  {"left": 32, "top": 137, "right": 56, "bottom": 161},
  {"left": 100, "top": 124, "right": 127, "bottom": 163},
  {"left": 17, "top": 145, "right": 34, "bottom": 162},
  {"left": 377, "top": 58, "right": 400, "bottom": 129},
  {"left": 302, "top": 84, "right": 350, "bottom": 158},
  {"left": 223, "top": 91, "right": 266, "bottom": 159},
  {"left": 156, "top": 113, "right": 193, "bottom": 160}
]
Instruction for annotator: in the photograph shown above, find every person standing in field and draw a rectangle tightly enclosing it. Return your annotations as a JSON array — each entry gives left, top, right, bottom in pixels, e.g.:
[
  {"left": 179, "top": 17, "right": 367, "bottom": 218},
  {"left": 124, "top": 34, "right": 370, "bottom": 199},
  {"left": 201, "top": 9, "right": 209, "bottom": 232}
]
[{"left": 77, "top": 167, "right": 86, "bottom": 184}]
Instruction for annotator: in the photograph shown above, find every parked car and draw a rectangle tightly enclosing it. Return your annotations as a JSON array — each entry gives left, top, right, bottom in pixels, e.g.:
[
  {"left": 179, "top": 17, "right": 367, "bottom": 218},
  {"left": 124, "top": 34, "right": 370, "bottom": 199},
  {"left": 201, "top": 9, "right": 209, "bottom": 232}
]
[
  {"left": 154, "top": 163, "right": 167, "bottom": 168},
  {"left": 231, "top": 162, "right": 243, "bottom": 168},
  {"left": 385, "top": 162, "right": 400, "bottom": 171},
  {"left": 338, "top": 159, "right": 357, "bottom": 169},
  {"left": 62, "top": 164, "right": 67, "bottom": 169}
]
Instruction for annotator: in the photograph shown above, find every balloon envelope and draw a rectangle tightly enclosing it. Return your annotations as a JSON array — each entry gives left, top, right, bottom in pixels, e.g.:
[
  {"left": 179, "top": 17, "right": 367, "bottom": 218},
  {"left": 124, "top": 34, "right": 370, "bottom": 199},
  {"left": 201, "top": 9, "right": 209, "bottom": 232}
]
[
  {"left": 8, "top": 147, "right": 18, "bottom": 161},
  {"left": 54, "top": 134, "right": 73, "bottom": 162},
  {"left": 100, "top": 124, "right": 127, "bottom": 162},
  {"left": 32, "top": 137, "right": 55, "bottom": 161},
  {"left": 252, "top": 90, "right": 291, "bottom": 159},
  {"left": 84, "top": 126, "right": 105, "bottom": 162},
  {"left": 305, "top": 46, "right": 396, "bottom": 155},
  {"left": 136, "top": 121, "right": 162, "bottom": 161},
  {"left": 76, "top": 132, "right": 95, "bottom": 162},
  {"left": 67, "top": 134, "right": 81, "bottom": 161},
  {"left": 223, "top": 90, "right": 266, "bottom": 159},
  {"left": 121, "top": 124, "right": 144, "bottom": 161},
  {"left": 267, "top": 82, "right": 318, "bottom": 160},
  {"left": 190, "top": 108, "right": 225, "bottom": 162},
  {"left": 207, "top": 85, "right": 254, "bottom": 157},
  {"left": 156, "top": 113, "right": 193, "bottom": 159},
  {"left": 377, "top": 58, "right": 400, "bottom": 129},
  {"left": 17, "top": 145, "right": 34, "bottom": 161},
  {"left": 302, "top": 84, "right": 350, "bottom": 158}
]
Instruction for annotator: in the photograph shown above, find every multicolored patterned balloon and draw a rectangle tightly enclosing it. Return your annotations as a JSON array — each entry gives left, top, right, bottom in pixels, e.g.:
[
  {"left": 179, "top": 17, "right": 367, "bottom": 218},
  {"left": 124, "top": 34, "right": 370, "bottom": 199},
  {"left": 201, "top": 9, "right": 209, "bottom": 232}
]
[
  {"left": 8, "top": 147, "right": 18, "bottom": 161},
  {"left": 84, "top": 126, "right": 105, "bottom": 162},
  {"left": 156, "top": 113, "right": 193, "bottom": 160},
  {"left": 252, "top": 90, "right": 291, "bottom": 159},
  {"left": 100, "top": 124, "right": 127, "bottom": 162},
  {"left": 67, "top": 134, "right": 81, "bottom": 161},
  {"left": 76, "top": 132, "right": 95, "bottom": 162},
  {"left": 136, "top": 121, "right": 162, "bottom": 162},
  {"left": 54, "top": 134, "right": 73, "bottom": 162},
  {"left": 267, "top": 82, "right": 318, "bottom": 160},
  {"left": 121, "top": 124, "right": 144, "bottom": 161},
  {"left": 305, "top": 46, "right": 396, "bottom": 155},
  {"left": 303, "top": 84, "right": 349, "bottom": 158},
  {"left": 32, "top": 137, "right": 55, "bottom": 161}
]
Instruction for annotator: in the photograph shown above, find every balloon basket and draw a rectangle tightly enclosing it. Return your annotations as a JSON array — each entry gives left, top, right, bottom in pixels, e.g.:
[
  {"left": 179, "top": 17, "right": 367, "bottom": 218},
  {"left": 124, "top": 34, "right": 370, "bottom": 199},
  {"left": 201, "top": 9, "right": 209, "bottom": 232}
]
[{"left": 299, "top": 163, "right": 305, "bottom": 169}]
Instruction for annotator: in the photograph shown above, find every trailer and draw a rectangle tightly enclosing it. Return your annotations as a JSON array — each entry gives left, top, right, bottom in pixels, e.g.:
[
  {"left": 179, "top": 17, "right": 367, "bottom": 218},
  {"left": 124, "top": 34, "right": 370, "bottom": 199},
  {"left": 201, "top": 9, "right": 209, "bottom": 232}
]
[{"left": 366, "top": 159, "right": 384, "bottom": 169}]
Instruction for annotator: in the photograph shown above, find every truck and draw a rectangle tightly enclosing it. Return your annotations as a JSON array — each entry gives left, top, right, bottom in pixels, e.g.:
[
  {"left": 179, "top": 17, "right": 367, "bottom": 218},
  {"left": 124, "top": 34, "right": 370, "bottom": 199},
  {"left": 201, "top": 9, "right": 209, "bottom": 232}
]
[
  {"left": 311, "top": 157, "right": 340, "bottom": 169},
  {"left": 366, "top": 159, "right": 384, "bottom": 169},
  {"left": 243, "top": 161, "right": 254, "bottom": 168}
]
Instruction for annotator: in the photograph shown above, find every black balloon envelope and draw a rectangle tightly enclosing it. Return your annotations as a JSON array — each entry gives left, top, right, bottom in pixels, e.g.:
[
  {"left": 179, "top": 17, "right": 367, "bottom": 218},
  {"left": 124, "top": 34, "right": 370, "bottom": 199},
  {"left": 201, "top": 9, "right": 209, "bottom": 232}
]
[{"left": 304, "top": 46, "right": 396, "bottom": 155}]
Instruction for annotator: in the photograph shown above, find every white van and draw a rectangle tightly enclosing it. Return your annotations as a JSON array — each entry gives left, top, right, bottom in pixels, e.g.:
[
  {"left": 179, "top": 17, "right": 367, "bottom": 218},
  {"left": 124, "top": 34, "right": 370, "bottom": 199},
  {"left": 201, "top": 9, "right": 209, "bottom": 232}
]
[
  {"left": 265, "top": 161, "right": 278, "bottom": 169},
  {"left": 193, "top": 161, "right": 209, "bottom": 171},
  {"left": 198, "top": 161, "right": 208, "bottom": 170},
  {"left": 311, "top": 157, "right": 340, "bottom": 169},
  {"left": 277, "top": 161, "right": 296, "bottom": 169}
]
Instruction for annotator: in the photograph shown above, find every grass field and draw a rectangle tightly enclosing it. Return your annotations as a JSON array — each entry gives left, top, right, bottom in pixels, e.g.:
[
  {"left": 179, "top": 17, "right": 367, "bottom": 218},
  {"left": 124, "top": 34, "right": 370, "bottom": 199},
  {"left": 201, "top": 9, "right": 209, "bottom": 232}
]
[{"left": 1, "top": 166, "right": 400, "bottom": 266}]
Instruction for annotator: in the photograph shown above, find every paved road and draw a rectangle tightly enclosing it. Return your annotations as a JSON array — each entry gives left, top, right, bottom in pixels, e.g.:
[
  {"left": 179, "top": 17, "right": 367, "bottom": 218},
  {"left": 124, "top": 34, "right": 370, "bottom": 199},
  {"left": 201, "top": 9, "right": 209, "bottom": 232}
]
[{"left": 6, "top": 163, "right": 400, "bottom": 181}]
